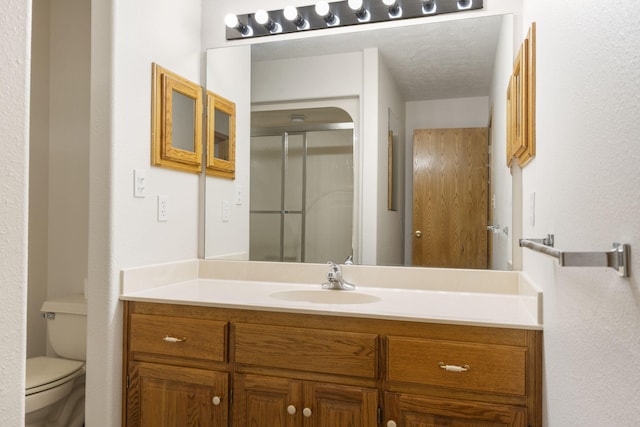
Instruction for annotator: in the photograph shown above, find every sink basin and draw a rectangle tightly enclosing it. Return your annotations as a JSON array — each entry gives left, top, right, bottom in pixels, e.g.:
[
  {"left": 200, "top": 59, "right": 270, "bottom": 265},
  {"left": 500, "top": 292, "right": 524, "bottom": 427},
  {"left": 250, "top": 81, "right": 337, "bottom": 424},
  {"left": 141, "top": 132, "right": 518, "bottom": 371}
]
[{"left": 270, "top": 289, "right": 381, "bottom": 305}]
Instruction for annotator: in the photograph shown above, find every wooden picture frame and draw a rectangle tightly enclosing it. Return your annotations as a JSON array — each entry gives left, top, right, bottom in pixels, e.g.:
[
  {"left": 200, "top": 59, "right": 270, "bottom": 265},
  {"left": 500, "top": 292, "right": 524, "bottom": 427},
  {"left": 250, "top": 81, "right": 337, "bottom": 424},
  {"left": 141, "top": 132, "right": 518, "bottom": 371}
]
[
  {"left": 151, "top": 63, "right": 203, "bottom": 174},
  {"left": 206, "top": 91, "right": 236, "bottom": 179}
]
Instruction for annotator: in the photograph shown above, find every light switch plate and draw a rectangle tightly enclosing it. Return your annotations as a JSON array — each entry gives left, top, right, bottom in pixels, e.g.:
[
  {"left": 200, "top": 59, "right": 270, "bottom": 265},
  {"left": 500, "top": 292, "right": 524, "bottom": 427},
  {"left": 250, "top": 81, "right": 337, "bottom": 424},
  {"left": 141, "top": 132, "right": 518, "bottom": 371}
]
[{"left": 134, "top": 169, "right": 147, "bottom": 198}]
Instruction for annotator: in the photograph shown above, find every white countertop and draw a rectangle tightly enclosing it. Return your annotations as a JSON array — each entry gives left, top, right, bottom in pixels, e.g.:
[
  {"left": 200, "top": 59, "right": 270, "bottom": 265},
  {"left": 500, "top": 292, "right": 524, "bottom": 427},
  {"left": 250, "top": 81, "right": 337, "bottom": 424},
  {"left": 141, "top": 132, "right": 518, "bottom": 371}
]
[{"left": 120, "top": 260, "right": 542, "bottom": 330}]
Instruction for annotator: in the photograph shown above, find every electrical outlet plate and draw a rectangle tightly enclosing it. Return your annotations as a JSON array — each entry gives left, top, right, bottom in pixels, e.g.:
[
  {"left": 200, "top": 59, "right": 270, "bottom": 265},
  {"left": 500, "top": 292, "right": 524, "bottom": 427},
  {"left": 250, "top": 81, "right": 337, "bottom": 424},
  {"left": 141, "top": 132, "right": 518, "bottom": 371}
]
[{"left": 158, "top": 195, "right": 168, "bottom": 221}]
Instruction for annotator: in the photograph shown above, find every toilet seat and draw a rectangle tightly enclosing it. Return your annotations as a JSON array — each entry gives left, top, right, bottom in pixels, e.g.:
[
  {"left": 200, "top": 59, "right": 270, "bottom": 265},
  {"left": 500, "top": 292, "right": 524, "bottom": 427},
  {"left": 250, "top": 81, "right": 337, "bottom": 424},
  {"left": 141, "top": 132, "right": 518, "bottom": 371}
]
[{"left": 26, "top": 356, "right": 85, "bottom": 396}]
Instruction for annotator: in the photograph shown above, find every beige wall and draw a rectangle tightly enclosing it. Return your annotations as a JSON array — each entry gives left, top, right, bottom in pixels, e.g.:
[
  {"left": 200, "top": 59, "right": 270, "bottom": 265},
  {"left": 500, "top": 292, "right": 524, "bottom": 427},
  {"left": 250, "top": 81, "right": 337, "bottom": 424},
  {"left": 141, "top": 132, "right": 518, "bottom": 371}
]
[{"left": 0, "top": 0, "right": 30, "bottom": 424}]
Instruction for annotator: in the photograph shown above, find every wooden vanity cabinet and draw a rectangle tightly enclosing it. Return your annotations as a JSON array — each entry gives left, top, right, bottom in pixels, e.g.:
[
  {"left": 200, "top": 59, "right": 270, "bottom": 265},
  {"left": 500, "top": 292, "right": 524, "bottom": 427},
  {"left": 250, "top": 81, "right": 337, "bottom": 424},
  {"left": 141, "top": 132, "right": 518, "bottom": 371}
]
[
  {"left": 123, "top": 302, "right": 230, "bottom": 426},
  {"left": 234, "top": 373, "right": 378, "bottom": 427},
  {"left": 123, "top": 301, "right": 541, "bottom": 427}
]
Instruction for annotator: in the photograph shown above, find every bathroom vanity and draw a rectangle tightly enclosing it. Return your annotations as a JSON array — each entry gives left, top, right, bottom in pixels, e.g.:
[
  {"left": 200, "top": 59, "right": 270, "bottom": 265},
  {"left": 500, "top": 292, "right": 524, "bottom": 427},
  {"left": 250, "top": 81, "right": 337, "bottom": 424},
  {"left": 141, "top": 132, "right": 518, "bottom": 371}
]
[{"left": 121, "top": 260, "right": 542, "bottom": 427}]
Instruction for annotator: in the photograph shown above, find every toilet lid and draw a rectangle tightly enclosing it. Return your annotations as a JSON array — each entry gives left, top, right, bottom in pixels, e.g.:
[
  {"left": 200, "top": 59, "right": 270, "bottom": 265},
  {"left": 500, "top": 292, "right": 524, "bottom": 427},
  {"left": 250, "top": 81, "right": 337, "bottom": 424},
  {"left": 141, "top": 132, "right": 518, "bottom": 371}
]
[{"left": 26, "top": 356, "right": 85, "bottom": 394}]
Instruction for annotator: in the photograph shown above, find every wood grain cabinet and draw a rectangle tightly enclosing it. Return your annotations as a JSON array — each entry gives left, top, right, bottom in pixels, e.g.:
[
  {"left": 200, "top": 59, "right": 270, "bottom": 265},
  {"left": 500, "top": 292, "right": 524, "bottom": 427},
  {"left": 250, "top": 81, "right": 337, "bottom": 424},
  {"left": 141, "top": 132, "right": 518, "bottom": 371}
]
[
  {"left": 234, "top": 373, "right": 378, "bottom": 427},
  {"left": 123, "top": 302, "right": 541, "bottom": 427}
]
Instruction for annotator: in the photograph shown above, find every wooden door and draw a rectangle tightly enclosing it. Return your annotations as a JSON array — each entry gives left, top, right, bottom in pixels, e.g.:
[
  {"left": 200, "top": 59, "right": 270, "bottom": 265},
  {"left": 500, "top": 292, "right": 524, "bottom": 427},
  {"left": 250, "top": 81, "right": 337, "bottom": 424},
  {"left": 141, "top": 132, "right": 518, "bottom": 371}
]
[
  {"left": 412, "top": 128, "right": 488, "bottom": 268},
  {"left": 384, "top": 392, "right": 527, "bottom": 427},
  {"left": 126, "top": 362, "right": 228, "bottom": 427},
  {"left": 304, "top": 381, "right": 378, "bottom": 427},
  {"left": 233, "top": 373, "right": 301, "bottom": 427}
]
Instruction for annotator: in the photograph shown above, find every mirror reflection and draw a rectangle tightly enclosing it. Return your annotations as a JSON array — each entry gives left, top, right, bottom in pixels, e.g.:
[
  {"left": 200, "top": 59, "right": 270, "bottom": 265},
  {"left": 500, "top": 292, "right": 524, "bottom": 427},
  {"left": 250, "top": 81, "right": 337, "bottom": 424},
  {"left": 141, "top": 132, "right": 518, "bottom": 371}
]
[
  {"left": 250, "top": 107, "right": 354, "bottom": 263},
  {"left": 171, "top": 91, "right": 196, "bottom": 152},
  {"left": 205, "top": 13, "right": 514, "bottom": 270},
  {"left": 206, "top": 92, "right": 236, "bottom": 179}
]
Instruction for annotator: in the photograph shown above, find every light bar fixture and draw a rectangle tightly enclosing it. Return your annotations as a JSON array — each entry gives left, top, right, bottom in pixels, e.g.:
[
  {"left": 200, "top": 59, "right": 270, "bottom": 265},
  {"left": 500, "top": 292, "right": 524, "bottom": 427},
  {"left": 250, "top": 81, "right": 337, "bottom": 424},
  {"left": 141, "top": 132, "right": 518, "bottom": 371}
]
[
  {"left": 315, "top": 1, "right": 340, "bottom": 26},
  {"left": 348, "top": 0, "right": 370, "bottom": 21},
  {"left": 255, "top": 9, "right": 282, "bottom": 33},
  {"left": 225, "top": 0, "right": 483, "bottom": 40},
  {"left": 382, "top": 0, "right": 402, "bottom": 18},
  {"left": 283, "top": 5, "right": 309, "bottom": 30},
  {"left": 422, "top": 0, "right": 437, "bottom": 14},
  {"left": 224, "top": 13, "right": 253, "bottom": 37}
]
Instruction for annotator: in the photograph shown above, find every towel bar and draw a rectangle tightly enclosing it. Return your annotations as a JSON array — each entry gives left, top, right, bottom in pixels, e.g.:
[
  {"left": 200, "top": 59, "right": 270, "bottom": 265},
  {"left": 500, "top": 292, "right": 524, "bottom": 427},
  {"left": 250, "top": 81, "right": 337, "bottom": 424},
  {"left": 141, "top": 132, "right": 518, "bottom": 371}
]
[{"left": 519, "top": 234, "right": 630, "bottom": 277}]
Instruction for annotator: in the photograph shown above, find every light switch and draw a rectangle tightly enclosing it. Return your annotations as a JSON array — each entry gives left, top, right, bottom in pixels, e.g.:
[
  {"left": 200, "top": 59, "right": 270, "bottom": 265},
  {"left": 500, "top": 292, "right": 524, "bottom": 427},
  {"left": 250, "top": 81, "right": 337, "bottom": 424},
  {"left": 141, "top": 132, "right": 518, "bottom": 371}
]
[
  {"left": 235, "top": 185, "right": 243, "bottom": 205},
  {"left": 134, "top": 169, "right": 147, "bottom": 198},
  {"left": 530, "top": 192, "right": 535, "bottom": 226}
]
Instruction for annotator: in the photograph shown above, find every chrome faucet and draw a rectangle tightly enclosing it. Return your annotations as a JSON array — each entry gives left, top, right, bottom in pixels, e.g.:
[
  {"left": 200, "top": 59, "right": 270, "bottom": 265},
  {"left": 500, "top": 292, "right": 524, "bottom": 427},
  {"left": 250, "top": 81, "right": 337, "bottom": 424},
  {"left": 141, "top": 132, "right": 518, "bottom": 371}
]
[{"left": 322, "top": 261, "right": 355, "bottom": 290}]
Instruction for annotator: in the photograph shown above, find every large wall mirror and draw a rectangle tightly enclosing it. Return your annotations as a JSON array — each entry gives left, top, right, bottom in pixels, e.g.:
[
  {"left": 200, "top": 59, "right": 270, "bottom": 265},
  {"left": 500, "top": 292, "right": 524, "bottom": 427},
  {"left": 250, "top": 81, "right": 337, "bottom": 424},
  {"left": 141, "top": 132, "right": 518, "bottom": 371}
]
[{"left": 204, "top": 12, "right": 516, "bottom": 270}]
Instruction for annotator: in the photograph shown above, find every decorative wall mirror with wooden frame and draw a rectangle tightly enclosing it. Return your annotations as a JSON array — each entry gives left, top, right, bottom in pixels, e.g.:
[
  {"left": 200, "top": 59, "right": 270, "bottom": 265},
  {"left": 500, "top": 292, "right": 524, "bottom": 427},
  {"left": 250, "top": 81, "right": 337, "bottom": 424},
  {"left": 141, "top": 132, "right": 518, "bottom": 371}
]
[
  {"left": 508, "top": 42, "right": 528, "bottom": 164},
  {"left": 206, "top": 92, "right": 236, "bottom": 179},
  {"left": 151, "top": 63, "right": 203, "bottom": 174},
  {"left": 506, "top": 22, "right": 536, "bottom": 168},
  {"left": 518, "top": 22, "right": 536, "bottom": 167}
]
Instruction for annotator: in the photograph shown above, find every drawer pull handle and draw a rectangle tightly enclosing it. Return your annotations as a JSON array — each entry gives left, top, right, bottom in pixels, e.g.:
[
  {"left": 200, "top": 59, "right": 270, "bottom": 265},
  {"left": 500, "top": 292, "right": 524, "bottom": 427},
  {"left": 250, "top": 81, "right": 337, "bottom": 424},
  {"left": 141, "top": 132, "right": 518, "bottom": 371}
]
[
  {"left": 387, "top": 421, "right": 398, "bottom": 427},
  {"left": 212, "top": 396, "right": 221, "bottom": 406},
  {"left": 439, "top": 362, "right": 470, "bottom": 373},
  {"left": 303, "top": 407, "right": 312, "bottom": 417},
  {"left": 287, "top": 405, "right": 296, "bottom": 415},
  {"left": 163, "top": 335, "right": 186, "bottom": 343}
]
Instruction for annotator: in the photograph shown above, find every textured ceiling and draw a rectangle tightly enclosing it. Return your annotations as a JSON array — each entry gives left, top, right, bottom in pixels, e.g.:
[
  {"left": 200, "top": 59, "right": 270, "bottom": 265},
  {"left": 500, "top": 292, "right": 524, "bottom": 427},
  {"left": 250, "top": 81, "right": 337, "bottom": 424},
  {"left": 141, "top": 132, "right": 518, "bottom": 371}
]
[{"left": 252, "top": 15, "right": 503, "bottom": 101}]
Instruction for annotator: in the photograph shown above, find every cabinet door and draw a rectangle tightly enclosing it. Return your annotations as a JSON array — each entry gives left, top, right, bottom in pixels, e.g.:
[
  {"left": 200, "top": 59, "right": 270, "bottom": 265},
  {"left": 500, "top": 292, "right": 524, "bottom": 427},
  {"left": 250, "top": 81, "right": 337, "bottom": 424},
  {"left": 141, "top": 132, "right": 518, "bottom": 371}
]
[
  {"left": 384, "top": 392, "right": 526, "bottom": 427},
  {"left": 126, "top": 361, "right": 228, "bottom": 427},
  {"left": 304, "top": 381, "right": 378, "bottom": 427},
  {"left": 233, "top": 373, "right": 302, "bottom": 427}
]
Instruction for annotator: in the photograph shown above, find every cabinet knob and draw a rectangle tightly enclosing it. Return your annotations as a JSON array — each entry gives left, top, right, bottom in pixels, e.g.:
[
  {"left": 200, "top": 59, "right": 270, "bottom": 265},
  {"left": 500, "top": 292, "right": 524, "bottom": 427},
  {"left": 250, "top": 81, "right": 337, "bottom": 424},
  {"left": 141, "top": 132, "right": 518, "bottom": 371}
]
[
  {"left": 302, "top": 407, "right": 312, "bottom": 417},
  {"left": 287, "top": 405, "right": 296, "bottom": 415},
  {"left": 415, "top": 230, "right": 422, "bottom": 238},
  {"left": 212, "top": 396, "right": 221, "bottom": 406},
  {"left": 387, "top": 421, "right": 397, "bottom": 427}
]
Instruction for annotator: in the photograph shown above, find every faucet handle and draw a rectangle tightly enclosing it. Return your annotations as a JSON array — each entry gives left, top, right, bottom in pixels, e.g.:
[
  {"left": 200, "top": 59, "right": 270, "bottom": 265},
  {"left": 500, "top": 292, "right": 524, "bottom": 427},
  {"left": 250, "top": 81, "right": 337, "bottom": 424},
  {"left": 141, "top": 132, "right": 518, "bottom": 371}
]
[{"left": 344, "top": 255, "right": 353, "bottom": 265}]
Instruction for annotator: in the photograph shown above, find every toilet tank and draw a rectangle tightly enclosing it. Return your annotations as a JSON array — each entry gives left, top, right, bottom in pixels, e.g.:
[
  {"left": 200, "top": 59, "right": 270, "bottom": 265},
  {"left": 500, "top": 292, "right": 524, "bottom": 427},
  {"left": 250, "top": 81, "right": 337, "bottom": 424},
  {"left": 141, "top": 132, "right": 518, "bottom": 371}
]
[{"left": 41, "top": 294, "right": 87, "bottom": 361}]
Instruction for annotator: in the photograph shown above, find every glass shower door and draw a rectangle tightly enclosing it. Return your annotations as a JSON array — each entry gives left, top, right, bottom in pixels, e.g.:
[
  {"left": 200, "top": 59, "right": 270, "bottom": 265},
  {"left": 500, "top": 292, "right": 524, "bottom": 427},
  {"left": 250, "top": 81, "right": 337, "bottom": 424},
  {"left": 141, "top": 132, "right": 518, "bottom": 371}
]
[{"left": 250, "top": 133, "right": 306, "bottom": 262}]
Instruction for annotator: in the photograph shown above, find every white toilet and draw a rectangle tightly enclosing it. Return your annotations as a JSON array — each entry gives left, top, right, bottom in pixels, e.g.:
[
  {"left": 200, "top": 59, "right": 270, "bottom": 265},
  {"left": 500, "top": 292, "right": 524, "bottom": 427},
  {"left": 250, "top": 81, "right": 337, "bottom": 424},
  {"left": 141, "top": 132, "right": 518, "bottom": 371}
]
[{"left": 25, "top": 295, "right": 87, "bottom": 427}]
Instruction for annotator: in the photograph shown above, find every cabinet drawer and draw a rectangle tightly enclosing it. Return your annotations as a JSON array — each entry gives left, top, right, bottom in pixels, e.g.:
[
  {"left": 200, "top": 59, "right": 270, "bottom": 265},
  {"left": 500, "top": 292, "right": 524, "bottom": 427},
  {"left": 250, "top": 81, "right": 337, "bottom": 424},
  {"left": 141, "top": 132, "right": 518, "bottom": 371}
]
[
  {"left": 234, "top": 323, "right": 378, "bottom": 378},
  {"left": 387, "top": 336, "right": 526, "bottom": 396},
  {"left": 129, "top": 313, "right": 227, "bottom": 362}
]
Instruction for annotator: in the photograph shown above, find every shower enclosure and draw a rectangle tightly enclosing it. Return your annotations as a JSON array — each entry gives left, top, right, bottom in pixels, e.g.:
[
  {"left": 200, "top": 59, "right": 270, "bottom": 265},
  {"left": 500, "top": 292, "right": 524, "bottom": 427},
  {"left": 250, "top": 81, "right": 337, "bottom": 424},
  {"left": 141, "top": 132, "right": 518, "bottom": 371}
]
[{"left": 250, "top": 126, "right": 354, "bottom": 263}]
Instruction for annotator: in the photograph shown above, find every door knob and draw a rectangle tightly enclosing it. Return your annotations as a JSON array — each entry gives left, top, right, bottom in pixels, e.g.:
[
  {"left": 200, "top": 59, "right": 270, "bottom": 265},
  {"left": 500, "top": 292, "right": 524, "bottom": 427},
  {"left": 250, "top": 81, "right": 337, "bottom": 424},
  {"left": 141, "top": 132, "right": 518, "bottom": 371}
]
[{"left": 415, "top": 230, "right": 422, "bottom": 238}]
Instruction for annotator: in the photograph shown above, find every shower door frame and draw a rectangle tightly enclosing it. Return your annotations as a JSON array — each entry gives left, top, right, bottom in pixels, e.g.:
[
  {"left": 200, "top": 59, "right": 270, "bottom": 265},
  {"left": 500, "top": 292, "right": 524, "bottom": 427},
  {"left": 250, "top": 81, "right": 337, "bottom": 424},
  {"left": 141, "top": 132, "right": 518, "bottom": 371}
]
[{"left": 251, "top": 123, "right": 354, "bottom": 263}]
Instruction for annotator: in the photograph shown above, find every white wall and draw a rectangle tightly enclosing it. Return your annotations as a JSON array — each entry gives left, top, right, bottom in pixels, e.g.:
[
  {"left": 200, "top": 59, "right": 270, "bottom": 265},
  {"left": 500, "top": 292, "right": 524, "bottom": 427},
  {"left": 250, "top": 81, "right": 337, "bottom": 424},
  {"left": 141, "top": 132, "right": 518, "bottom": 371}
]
[
  {"left": 48, "top": 0, "right": 91, "bottom": 301},
  {"left": 205, "top": 46, "right": 251, "bottom": 260},
  {"left": 377, "top": 53, "right": 405, "bottom": 266},
  {"left": 87, "top": 0, "right": 203, "bottom": 424},
  {"left": 28, "top": 0, "right": 50, "bottom": 359},
  {"left": 521, "top": 0, "right": 640, "bottom": 424},
  {"left": 0, "top": 0, "right": 30, "bottom": 424},
  {"left": 489, "top": 14, "right": 515, "bottom": 271}
]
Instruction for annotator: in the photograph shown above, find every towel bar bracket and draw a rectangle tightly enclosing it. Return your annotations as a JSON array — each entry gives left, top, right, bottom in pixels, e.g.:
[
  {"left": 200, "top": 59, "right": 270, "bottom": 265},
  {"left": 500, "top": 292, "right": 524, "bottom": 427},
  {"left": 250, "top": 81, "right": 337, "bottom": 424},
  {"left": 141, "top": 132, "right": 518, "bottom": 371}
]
[{"left": 519, "top": 235, "right": 630, "bottom": 278}]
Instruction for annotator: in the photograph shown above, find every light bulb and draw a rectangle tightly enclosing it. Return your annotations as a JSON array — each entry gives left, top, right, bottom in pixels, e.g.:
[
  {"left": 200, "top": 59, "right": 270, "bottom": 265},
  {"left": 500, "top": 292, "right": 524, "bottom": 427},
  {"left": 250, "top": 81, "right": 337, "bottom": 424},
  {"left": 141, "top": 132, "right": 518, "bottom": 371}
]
[
  {"left": 348, "top": 0, "right": 370, "bottom": 21},
  {"left": 382, "top": 0, "right": 396, "bottom": 6},
  {"left": 284, "top": 5, "right": 308, "bottom": 29},
  {"left": 283, "top": 5, "right": 298, "bottom": 21},
  {"left": 224, "top": 13, "right": 239, "bottom": 29},
  {"left": 315, "top": 1, "right": 339, "bottom": 25},
  {"left": 315, "top": 1, "right": 330, "bottom": 17},
  {"left": 255, "top": 9, "right": 269, "bottom": 25}
]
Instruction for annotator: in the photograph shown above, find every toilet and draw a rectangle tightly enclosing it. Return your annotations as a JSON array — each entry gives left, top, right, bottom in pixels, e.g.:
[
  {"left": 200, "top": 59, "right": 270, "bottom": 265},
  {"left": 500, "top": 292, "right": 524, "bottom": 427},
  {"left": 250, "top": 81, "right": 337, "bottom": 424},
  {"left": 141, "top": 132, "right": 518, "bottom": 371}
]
[{"left": 25, "top": 295, "right": 87, "bottom": 427}]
